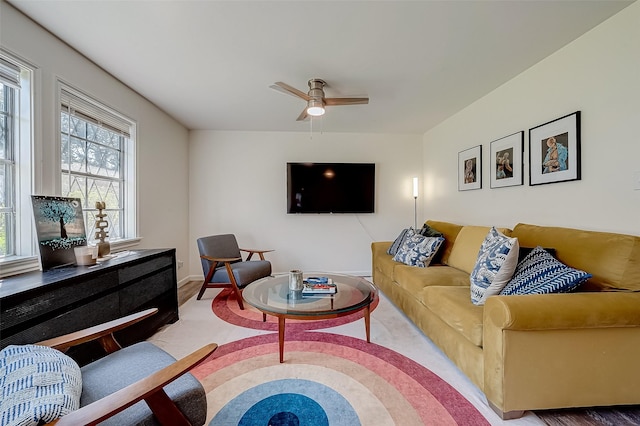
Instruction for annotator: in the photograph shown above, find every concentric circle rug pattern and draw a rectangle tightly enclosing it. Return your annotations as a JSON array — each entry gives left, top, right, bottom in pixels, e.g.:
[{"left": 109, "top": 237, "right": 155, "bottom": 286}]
[
  {"left": 211, "top": 289, "right": 380, "bottom": 331},
  {"left": 192, "top": 332, "right": 489, "bottom": 426}
]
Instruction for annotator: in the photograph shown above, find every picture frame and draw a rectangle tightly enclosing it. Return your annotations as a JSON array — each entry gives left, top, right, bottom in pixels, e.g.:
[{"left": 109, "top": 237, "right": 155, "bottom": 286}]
[
  {"left": 490, "top": 131, "right": 524, "bottom": 189},
  {"left": 31, "top": 195, "right": 87, "bottom": 270},
  {"left": 529, "top": 111, "right": 581, "bottom": 186},
  {"left": 458, "top": 145, "right": 482, "bottom": 191}
]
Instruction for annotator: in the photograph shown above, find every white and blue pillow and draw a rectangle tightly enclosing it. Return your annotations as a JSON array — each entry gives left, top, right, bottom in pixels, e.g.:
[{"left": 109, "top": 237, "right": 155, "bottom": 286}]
[
  {"left": 470, "top": 227, "right": 519, "bottom": 305},
  {"left": 387, "top": 228, "right": 413, "bottom": 256},
  {"left": 500, "top": 246, "right": 592, "bottom": 295},
  {"left": 393, "top": 234, "right": 444, "bottom": 268},
  {"left": 0, "top": 344, "right": 83, "bottom": 426}
]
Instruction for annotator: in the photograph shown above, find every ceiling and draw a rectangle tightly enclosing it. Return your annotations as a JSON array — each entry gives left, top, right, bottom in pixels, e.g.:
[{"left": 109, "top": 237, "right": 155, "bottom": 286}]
[{"left": 8, "top": 0, "right": 634, "bottom": 134}]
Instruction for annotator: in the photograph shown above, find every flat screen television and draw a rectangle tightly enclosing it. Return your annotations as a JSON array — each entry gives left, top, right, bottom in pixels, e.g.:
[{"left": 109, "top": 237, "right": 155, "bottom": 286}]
[{"left": 287, "top": 162, "right": 375, "bottom": 214}]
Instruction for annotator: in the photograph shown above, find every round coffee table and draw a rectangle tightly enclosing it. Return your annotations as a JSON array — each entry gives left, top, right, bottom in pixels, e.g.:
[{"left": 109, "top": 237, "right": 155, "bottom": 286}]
[{"left": 242, "top": 272, "right": 378, "bottom": 363}]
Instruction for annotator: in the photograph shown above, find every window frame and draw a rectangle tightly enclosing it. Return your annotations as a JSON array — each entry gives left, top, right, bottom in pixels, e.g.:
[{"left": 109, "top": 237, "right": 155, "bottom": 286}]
[
  {"left": 57, "top": 82, "right": 138, "bottom": 249},
  {"left": 0, "top": 51, "right": 36, "bottom": 277}
]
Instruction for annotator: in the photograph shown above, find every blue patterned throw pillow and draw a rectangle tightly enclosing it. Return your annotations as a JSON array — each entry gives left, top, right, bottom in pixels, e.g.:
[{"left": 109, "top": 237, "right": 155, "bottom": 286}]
[
  {"left": 0, "top": 344, "right": 82, "bottom": 426},
  {"left": 470, "top": 227, "right": 519, "bottom": 305},
  {"left": 387, "top": 228, "right": 413, "bottom": 256},
  {"left": 500, "top": 246, "right": 592, "bottom": 295},
  {"left": 393, "top": 234, "right": 444, "bottom": 267}
]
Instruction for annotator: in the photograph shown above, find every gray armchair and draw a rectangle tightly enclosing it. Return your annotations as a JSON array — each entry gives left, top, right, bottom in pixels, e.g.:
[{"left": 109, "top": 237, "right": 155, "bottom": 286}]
[
  {"left": 196, "top": 234, "right": 273, "bottom": 309},
  {"left": 34, "top": 309, "right": 217, "bottom": 426}
]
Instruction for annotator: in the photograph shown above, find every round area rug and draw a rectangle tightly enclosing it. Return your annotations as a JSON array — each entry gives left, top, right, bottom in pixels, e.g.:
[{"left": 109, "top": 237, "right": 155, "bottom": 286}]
[
  {"left": 191, "top": 332, "right": 489, "bottom": 426},
  {"left": 211, "top": 289, "right": 379, "bottom": 331}
]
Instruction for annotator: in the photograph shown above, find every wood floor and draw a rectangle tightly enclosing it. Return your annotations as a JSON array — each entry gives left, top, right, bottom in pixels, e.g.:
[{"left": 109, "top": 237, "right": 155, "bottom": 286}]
[{"left": 178, "top": 280, "right": 201, "bottom": 306}]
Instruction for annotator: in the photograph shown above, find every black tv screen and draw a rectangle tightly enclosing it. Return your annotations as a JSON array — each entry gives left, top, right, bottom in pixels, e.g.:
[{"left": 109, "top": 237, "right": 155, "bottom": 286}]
[{"left": 287, "top": 162, "right": 375, "bottom": 214}]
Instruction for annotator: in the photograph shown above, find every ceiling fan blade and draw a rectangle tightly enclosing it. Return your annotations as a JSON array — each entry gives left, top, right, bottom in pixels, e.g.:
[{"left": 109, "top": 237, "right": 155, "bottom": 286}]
[
  {"left": 324, "top": 97, "right": 369, "bottom": 106},
  {"left": 270, "top": 82, "right": 311, "bottom": 101},
  {"left": 296, "top": 108, "right": 309, "bottom": 121}
]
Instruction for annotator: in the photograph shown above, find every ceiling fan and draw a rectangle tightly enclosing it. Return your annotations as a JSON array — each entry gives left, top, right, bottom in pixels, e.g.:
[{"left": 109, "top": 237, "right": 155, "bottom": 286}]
[{"left": 270, "top": 79, "right": 369, "bottom": 121}]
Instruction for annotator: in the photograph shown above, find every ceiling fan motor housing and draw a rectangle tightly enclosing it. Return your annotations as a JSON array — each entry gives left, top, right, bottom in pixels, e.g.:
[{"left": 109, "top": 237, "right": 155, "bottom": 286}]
[{"left": 308, "top": 79, "right": 326, "bottom": 102}]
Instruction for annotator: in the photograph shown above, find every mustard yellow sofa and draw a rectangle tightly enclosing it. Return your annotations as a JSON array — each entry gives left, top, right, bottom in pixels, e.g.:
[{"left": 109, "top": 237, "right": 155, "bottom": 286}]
[{"left": 371, "top": 220, "right": 640, "bottom": 419}]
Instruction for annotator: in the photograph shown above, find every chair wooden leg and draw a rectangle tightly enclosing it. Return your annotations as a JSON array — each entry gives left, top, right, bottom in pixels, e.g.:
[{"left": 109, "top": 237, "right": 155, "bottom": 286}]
[
  {"left": 224, "top": 262, "right": 245, "bottom": 310},
  {"left": 196, "top": 281, "right": 209, "bottom": 300}
]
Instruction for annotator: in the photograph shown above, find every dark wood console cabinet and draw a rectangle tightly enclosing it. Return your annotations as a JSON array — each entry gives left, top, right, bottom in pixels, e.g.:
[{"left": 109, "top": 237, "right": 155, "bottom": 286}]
[{"left": 1, "top": 249, "right": 179, "bottom": 360}]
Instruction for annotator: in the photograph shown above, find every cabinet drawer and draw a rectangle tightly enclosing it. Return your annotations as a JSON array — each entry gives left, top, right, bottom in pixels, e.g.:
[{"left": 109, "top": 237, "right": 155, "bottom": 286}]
[
  {"left": 119, "top": 271, "right": 175, "bottom": 313},
  {"left": 119, "top": 253, "right": 173, "bottom": 283},
  {"left": 1, "top": 292, "right": 119, "bottom": 346},
  {"left": 1, "top": 270, "right": 119, "bottom": 329}
]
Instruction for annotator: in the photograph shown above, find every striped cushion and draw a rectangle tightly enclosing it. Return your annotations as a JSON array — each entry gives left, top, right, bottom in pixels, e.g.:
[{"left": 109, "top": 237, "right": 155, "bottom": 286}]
[
  {"left": 386, "top": 228, "right": 413, "bottom": 256},
  {"left": 501, "top": 246, "right": 592, "bottom": 295},
  {"left": 0, "top": 345, "right": 82, "bottom": 426}
]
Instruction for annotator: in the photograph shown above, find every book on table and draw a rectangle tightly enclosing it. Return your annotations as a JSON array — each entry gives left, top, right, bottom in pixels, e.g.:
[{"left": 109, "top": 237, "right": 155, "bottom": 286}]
[{"left": 302, "top": 281, "right": 337, "bottom": 295}]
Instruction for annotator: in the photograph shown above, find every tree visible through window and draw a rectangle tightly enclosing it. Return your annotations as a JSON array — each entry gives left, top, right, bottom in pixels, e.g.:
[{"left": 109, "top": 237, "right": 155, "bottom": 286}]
[{"left": 60, "top": 86, "right": 133, "bottom": 243}]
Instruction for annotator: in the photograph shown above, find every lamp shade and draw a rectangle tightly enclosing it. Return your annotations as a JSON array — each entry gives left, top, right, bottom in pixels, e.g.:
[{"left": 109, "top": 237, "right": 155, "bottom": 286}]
[
  {"left": 412, "top": 177, "right": 419, "bottom": 198},
  {"left": 307, "top": 99, "right": 325, "bottom": 116}
]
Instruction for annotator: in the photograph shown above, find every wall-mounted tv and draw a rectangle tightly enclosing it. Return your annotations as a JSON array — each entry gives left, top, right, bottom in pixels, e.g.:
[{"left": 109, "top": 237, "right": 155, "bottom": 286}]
[{"left": 287, "top": 162, "right": 375, "bottom": 214}]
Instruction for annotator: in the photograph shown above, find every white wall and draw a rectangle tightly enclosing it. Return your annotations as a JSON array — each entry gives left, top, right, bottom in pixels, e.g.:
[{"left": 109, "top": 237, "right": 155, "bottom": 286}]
[
  {"left": 422, "top": 1, "right": 640, "bottom": 235},
  {"left": 1, "top": 1, "right": 193, "bottom": 282},
  {"left": 189, "top": 131, "right": 422, "bottom": 277}
]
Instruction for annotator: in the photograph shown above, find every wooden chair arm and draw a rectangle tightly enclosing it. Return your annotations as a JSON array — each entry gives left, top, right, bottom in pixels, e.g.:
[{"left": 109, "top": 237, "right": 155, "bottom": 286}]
[
  {"left": 48, "top": 343, "right": 218, "bottom": 426},
  {"left": 36, "top": 308, "right": 158, "bottom": 353},
  {"left": 200, "top": 255, "right": 242, "bottom": 263},
  {"left": 240, "top": 248, "right": 274, "bottom": 261}
]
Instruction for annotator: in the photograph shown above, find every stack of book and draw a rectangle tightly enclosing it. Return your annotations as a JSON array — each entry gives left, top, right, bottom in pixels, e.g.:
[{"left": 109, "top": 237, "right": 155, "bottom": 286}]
[{"left": 302, "top": 277, "right": 337, "bottom": 295}]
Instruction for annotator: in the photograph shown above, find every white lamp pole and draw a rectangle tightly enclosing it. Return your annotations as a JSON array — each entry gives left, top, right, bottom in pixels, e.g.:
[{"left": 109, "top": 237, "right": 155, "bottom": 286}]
[{"left": 412, "top": 177, "right": 419, "bottom": 229}]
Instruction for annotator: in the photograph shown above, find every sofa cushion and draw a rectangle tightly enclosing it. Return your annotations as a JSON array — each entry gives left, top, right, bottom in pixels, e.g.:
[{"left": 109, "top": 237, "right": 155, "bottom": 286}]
[
  {"left": 470, "top": 227, "right": 519, "bottom": 305},
  {"left": 0, "top": 344, "right": 82, "bottom": 426},
  {"left": 447, "top": 226, "right": 512, "bottom": 274},
  {"left": 394, "top": 264, "right": 471, "bottom": 293},
  {"left": 386, "top": 228, "right": 412, "bottom": 256},
  {"left": 421, "top": 286, "right": 484, "bottom": 347},
  {"left": 393, "top": 234, "right": 444, "bottom": 267},
  {"left": 425, "top": 220, "right": 463, "bottom": 265},
  {"left": 500, "top": 246, "right": 592, "bottom": 296},
  {"left": 419, "top": 223, "right": 444, "bottom": 238}
]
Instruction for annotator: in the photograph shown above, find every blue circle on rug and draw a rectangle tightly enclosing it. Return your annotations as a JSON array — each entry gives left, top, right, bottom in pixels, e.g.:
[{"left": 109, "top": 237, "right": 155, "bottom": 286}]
[
  {"left": 210, "top": 379, "right": 360, "bottom": 426},
  {"left": 240, "top": 394, "right": 327, "bottom": 426}
]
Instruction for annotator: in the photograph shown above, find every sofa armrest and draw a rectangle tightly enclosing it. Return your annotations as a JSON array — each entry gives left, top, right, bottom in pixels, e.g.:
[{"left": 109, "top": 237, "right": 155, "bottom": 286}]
[
  {"left": 483, "top": 292, "right": 640, "bottom": 417},
  {"left": 485, "top": 292, "right": 640, "bottom": 331},
  {"left": 371, "top": 241, "right": 392, "bottom": 256}
]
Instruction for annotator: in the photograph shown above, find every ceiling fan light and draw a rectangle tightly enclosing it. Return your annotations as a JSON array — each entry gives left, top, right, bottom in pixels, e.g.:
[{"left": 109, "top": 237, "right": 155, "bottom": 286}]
[{"left": 306, "top": 99, "right": 325, "bottom": 116}]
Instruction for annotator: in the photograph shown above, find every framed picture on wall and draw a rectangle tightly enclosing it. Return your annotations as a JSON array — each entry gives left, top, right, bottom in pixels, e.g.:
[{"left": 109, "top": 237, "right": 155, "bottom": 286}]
[
  {"left": 458, "top": 145, "right": 482, "bottom": 191},
  {"left": 529, "top": 111, "right": 581, "bottom": 186},
  {"left": 490, "top": 131, "right": 524, "bottom": 189}
]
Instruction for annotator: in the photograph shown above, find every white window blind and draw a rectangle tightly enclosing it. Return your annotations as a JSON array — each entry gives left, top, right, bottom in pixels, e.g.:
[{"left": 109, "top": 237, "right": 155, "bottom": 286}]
[
  {"left": 60, "top": 87, "right": 131, "bottom": 137},
  {"left": 0, "top": 57, "right": 21, "bottom": 89}
]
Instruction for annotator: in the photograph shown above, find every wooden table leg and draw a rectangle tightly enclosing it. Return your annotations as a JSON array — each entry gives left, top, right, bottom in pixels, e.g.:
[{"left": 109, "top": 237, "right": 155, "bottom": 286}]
[
  {"left": 278, "top": 316, "right": 286, "bottom": 363},
  {"left": 364, "top": 304, "right": 371, "bottom": 343}
]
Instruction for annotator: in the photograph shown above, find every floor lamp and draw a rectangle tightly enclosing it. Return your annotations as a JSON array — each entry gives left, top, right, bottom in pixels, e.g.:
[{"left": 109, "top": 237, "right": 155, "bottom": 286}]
[{"left": 413, "top": 177, "right": 419, "bottom": 229}]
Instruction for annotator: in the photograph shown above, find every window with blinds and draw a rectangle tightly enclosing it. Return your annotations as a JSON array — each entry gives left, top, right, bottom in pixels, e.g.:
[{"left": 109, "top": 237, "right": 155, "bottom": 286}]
[
  {"left": 0, "top": 51, "right": 34, "bottom": 271},
  {"left": 0, "top": 57, "right": 20, "bottom": 257},
  {"left": 60, "top": 85, "right": 135, "bottom": 242}
]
